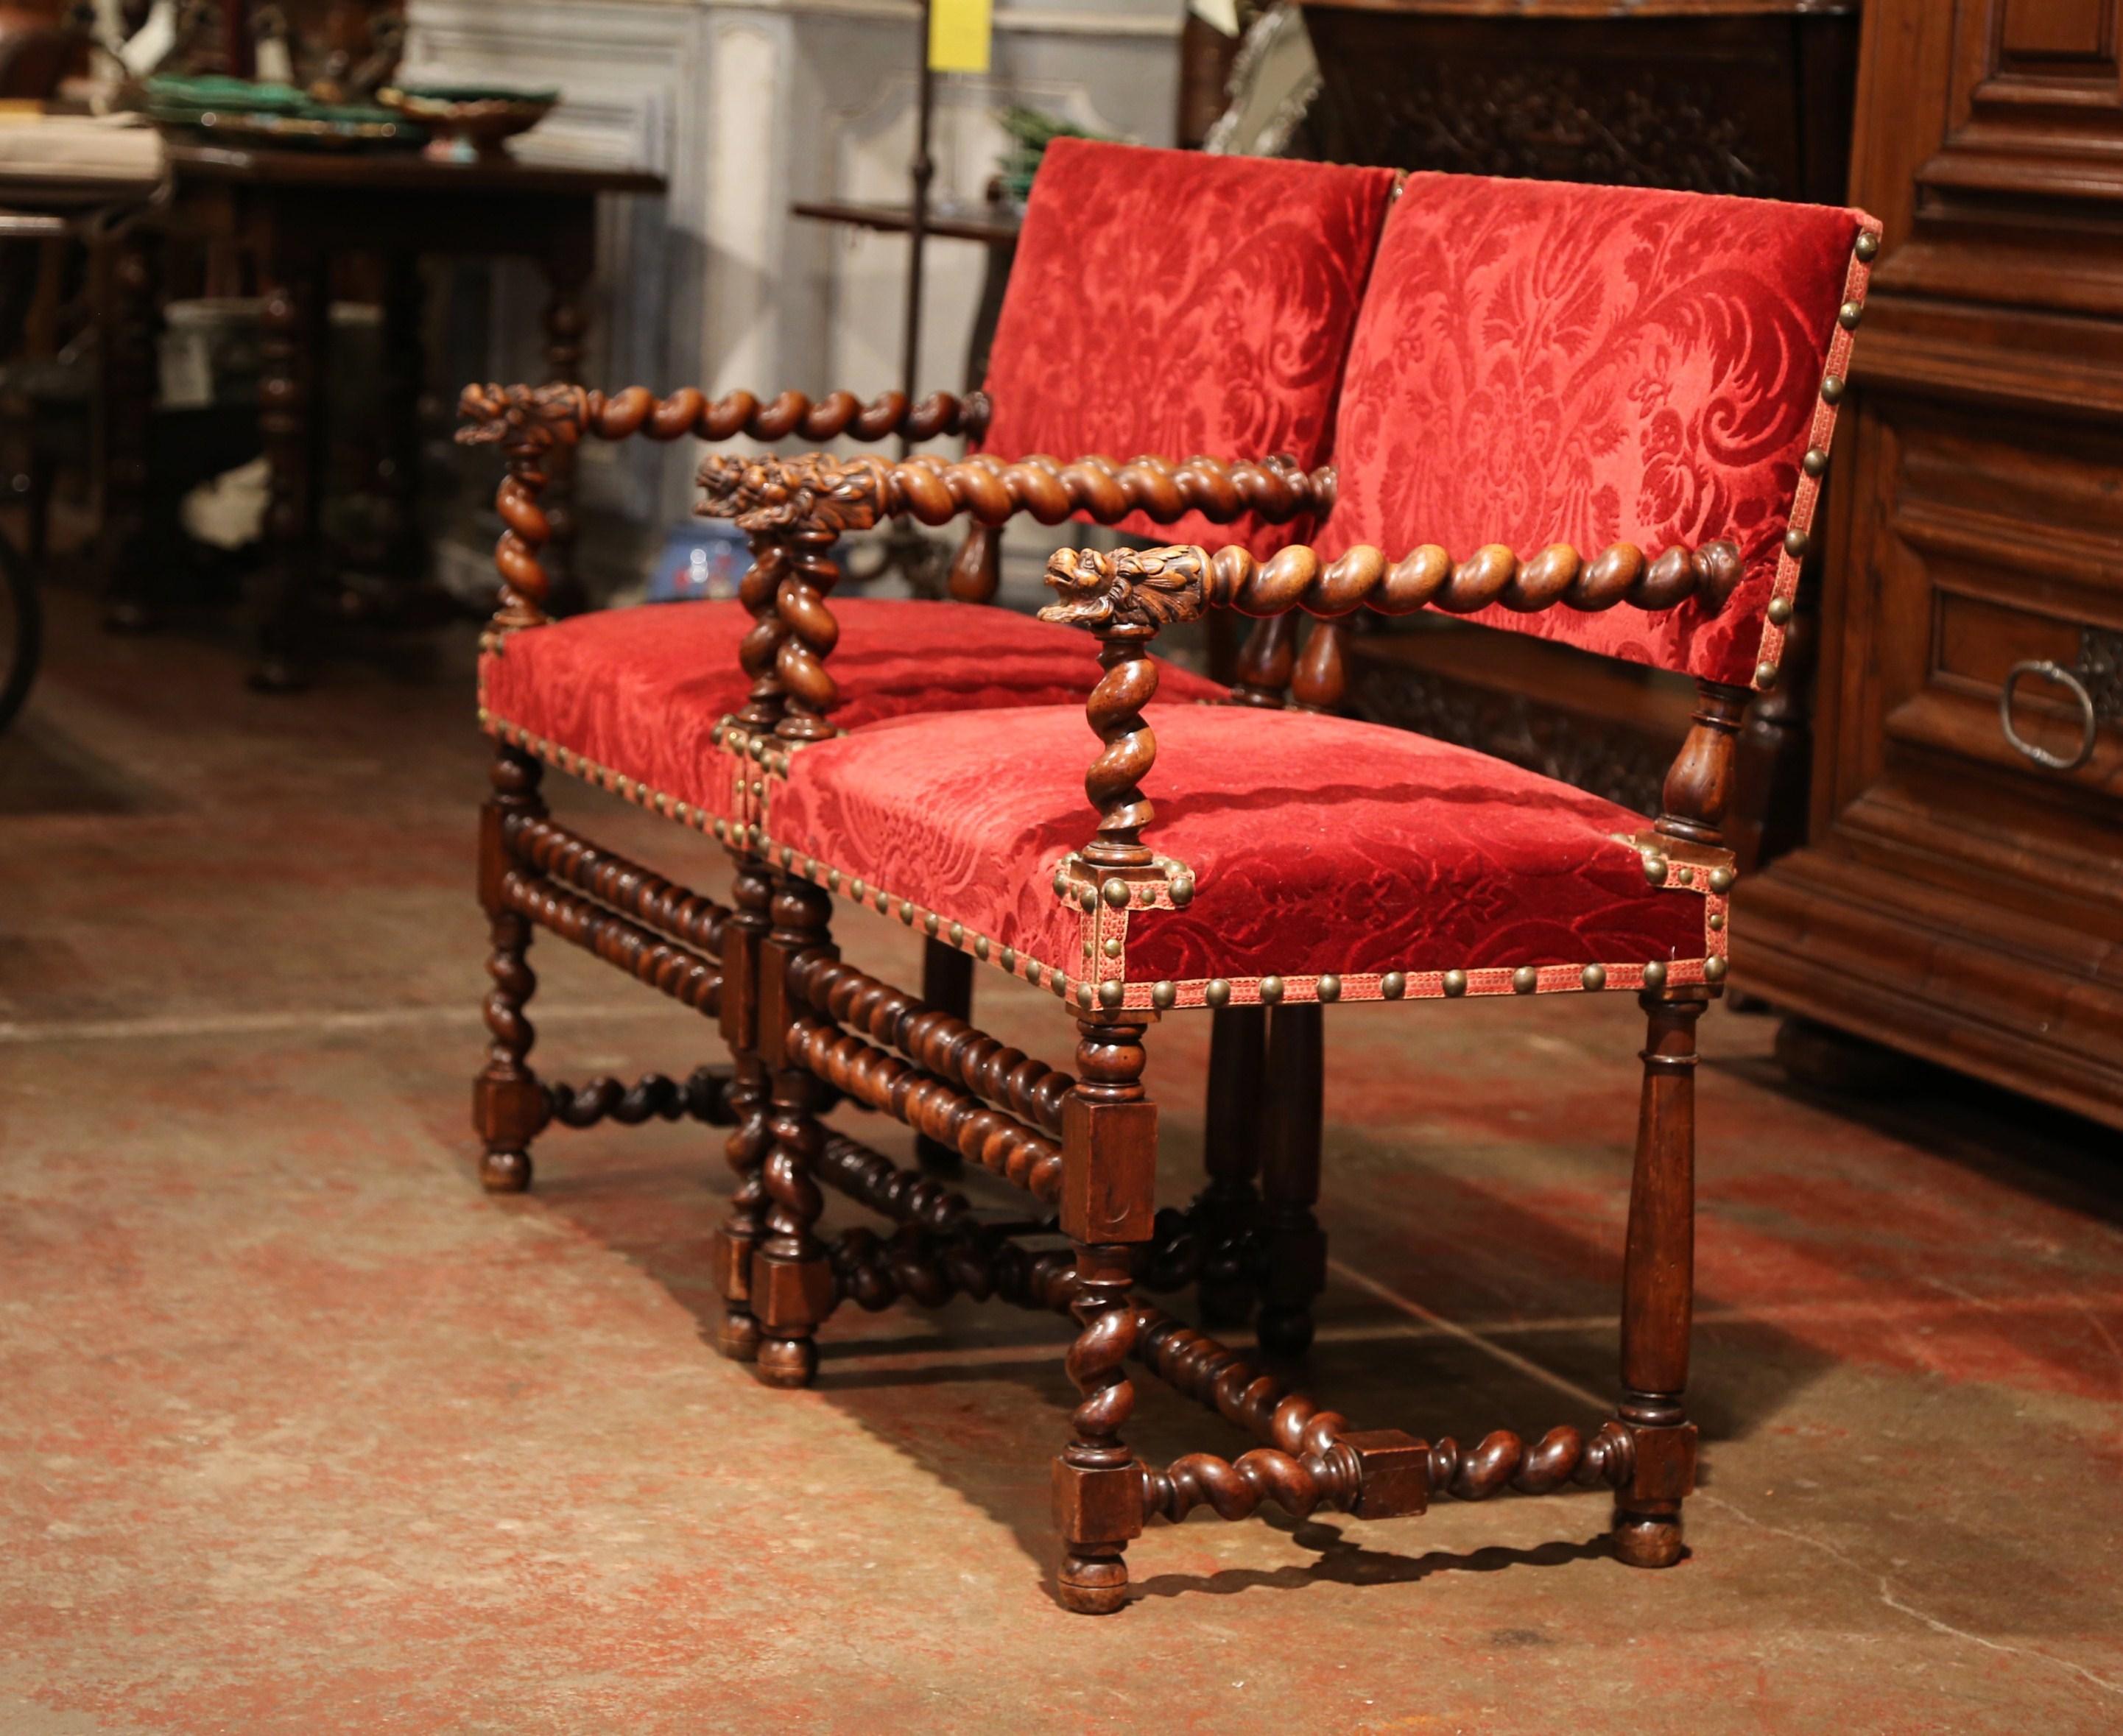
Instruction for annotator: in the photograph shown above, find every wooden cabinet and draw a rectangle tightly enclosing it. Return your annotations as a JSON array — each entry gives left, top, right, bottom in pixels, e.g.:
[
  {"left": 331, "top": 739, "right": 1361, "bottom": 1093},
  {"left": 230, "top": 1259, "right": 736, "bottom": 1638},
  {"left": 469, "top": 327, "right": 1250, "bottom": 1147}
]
[{"left": 1742, "top": 0, "right": 2123, "bottom": 1128}]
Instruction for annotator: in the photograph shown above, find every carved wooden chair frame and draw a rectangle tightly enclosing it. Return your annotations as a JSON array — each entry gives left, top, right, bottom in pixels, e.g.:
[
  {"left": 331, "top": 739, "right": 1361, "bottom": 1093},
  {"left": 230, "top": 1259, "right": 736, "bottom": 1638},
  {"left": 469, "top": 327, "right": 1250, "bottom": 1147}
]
[
  {"left": 458, "top": 385, "right": 1343, "bottom": 1323},
  {"left": 461, "top": 206, "right": 1880, "bottom": 1615}
]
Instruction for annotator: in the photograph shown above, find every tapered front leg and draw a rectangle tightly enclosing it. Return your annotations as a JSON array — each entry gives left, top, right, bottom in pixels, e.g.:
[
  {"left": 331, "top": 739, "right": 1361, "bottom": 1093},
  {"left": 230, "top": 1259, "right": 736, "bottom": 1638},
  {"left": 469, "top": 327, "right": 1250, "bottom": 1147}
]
[
  {"left": 711, "top": 857, "right": 774, "bottom": 1361},
  {"left": 473, "top": 745, "right": 548, "bottom": 1192},
  {"left": 1196, "top": 1003, "right": 1265, "bottom": 1325},
  {"left": 1054, "top": 1017, "right": 1155, "bottom": 1615},
  {"left": 1256, "top": 1004, "right": 1325, "bottom": 1358},
  {"left": 751, "top": 875, "right": 838, "bottom": 1388},
  {"left": 1613, "top": 987, "right": 1706, "bottom": 1567}
]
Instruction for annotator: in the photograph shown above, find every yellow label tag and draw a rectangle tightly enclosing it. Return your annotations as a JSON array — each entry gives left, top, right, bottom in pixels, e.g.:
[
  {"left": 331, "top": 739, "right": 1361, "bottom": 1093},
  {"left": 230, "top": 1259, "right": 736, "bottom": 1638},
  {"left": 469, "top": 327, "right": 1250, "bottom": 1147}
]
[{"left": 929, "top": 0, "right": 993, "bottom": 74}]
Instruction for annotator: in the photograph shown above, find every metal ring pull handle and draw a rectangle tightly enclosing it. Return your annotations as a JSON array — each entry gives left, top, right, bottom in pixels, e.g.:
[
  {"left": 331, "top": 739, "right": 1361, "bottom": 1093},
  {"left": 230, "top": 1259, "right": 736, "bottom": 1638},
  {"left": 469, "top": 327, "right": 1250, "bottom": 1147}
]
[{"left": 1999, "top": 660, "right": 2099, "bottom": 773}]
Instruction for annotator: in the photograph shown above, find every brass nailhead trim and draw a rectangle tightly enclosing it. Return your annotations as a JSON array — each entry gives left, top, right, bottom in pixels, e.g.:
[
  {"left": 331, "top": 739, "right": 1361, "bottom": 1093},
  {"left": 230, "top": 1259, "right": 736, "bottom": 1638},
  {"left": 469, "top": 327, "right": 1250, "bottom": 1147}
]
[
  {"left": 1644, "top": 961, "right": 1668, "bottom": 989},
  {"left": 1151, "top": 981, "right": 1176, "bottom": 1010},
  {"left": 1767, "top": 597, "right": 1792, "bottom": 626},
  {"left": 1099, "top": 981, "right": 1123, "bottom": 1009},
  {"left": 1642, "top": 853, "right": 1668, "bottom": 886},
  {"left": 1855, "top": 230, "right": 1879, "bottom": 261},
  {"left": 1170, "top": 875, "right": 1194, "bottom": 908},
  {"left": 975, "top": 936, "right": 990, "bottom": 960},
  {"left": 1784, "top": 528, "right": 1809, "bottom": 559},
  {"left": 1677, "top": 867, "right": 1694, "bottom": 886},
  {"left": 1820, "top": 374, "right": 1845, "bottom": 404},
  {"left": 1513, "top": 966, "right": 1538, "bottom": 994},
  {"left": 1709, "top": 913, "right": 1725, "bottom": 931},
  {"left": 1704, "top": 955, "right": 1728, "bottom": 982},
  {"left": 1756, "top": 660, "right": 1780, "bottom": 690},
  {"left": 1381, "top": 971, "right": 1406, "bottom": 1000},
  {"left": 923, "top": 911, "right": 939, "bottom": 936},
  {"left": 1317, "top": 974, "right": 1340, "bottom": 1003},
  {"left": 1803, "top": 448, "right": 1828, "bottom": 479},
  {"left": 1102, "top": 878, "right": 1129, "bottom": 908},
  {"left": 1205, "top": 978, "right": 1231, "bottom": 1009},
  {"left": 1582, "top": 964, "right": 1606, "bottom": 991},
  {"left": 1709, "top": 867, "right": 1733, "bottom": 893},
  {"left": 949, "top": 922, "right": 964, "bottom": 945},
  {"left": 1443, "top": 970, "right": 1468, "bottom": 998},
  {"left": 1260, "top": 976, "right": 1284, "bottom": 1004},
  {"left": 1838, "top": 300, "right": 1863, "bottom": 330},
  {"left": 1001, "top": 947, "right": 1015, "bottom": 970},
  {"left": 1102, "top": 938, "right": 1123, "bottom": 959}
]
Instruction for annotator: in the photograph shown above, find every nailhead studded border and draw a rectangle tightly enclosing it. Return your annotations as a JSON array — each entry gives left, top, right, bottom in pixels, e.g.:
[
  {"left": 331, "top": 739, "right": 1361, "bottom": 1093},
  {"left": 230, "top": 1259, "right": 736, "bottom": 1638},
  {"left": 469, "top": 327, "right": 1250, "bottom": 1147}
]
[{"left": 1749, "top": 222, "right": 1881, "bottom": 695}]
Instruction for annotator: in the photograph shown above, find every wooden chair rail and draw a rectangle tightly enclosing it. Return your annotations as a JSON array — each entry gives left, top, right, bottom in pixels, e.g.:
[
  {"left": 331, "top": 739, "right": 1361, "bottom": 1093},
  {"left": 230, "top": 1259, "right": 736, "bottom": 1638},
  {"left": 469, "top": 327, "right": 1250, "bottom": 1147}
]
[
  {"left": 792, "top": 951, "right": 1074, "bottom": 1135},
  {"left": 506, "top": 813, "right": 732, "bottom": 960},
  {"left": 811, "top": 1130, "right": 1637, "bottom": 1525},
  {"left": 500, "top": 872, "right": 724, "bottom": 1016},
  {"left": 787, "top": 1015, "right": 1066, "bottom": 1205},
  {"left": 458, "top": 381, "right": 988, "bottom": 456},
  {"left": 543, "top": 1068, "right": 736, "bottom": 1132}
]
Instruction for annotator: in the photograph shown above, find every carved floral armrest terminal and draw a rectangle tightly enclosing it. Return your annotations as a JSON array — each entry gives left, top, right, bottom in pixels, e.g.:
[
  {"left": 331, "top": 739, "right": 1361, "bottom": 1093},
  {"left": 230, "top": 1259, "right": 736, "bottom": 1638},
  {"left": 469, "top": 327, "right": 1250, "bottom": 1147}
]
[{"left": 1038, "top": 540, "right": 1750, "bottom": 872}]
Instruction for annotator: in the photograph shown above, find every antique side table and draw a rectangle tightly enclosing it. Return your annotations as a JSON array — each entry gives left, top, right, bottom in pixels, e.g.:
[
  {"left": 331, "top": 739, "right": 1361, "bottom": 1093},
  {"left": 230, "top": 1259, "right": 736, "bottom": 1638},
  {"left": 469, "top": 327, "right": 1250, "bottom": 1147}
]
[{"left": 122, "top": 145, "right": 665, "bottom": 691}]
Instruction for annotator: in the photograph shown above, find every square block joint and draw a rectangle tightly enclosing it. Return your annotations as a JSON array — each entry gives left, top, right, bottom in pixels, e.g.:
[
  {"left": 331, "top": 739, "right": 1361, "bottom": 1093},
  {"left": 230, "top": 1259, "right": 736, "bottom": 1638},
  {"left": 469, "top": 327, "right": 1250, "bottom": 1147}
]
[
  {"left": 1060, "top": 1096, "right": 1158, "bottom": 1246},
  {"left": 1342, "top": 1429, "right": 1430, "bottom": 1520},
  {"left": 1624, "top": 1421, "right": 1698, "bottom": 1506},
  {"left": 1052, "top": 1457, "right": 1144, "bottom": 1545}
]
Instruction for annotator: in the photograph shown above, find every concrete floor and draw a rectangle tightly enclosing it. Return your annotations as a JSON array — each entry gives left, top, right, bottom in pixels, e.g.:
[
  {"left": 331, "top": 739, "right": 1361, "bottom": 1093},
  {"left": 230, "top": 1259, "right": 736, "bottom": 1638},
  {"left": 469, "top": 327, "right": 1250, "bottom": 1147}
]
[{"left": 3, "top": 593, "right": 2121, "bottom": 1735}]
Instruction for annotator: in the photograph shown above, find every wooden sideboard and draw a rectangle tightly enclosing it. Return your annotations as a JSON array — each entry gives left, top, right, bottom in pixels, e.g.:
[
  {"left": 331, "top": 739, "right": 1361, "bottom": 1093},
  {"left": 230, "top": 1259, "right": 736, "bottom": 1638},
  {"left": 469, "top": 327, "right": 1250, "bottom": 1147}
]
[{"left": 1740, "top": 0, "right": 2123, "bottom": 1129}]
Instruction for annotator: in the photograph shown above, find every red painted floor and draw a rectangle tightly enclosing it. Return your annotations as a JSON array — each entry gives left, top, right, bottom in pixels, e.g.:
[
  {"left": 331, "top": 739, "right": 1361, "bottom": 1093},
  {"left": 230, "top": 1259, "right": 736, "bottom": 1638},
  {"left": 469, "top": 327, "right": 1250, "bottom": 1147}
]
[{"left": 2, "top": 595, "right": 2119, "bottom": 1733}]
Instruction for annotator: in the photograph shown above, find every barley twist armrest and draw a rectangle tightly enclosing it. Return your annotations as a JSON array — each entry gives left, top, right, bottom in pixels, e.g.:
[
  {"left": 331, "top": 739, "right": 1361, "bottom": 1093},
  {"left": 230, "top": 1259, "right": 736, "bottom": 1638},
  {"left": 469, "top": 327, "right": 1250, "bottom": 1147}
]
[
  {"left": 691, "top": 448, "right": 1331, "bottom": 537},
  {"left": 1035, "top": 540, "right": 1750, "bottom": 873},
  {"left": 457, "top": 381, "right": 987, "bottom": 455},
  {"left": 1035, "top": 537, "right": 1744, "bottom": 635}
]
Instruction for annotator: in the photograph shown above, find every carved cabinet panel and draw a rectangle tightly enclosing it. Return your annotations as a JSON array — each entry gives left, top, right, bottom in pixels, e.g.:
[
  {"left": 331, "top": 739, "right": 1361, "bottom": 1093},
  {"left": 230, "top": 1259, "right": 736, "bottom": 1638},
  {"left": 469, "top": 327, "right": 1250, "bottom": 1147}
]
[{"left": 1743, "top": 0, "right": 2123, "bottom": 1127}]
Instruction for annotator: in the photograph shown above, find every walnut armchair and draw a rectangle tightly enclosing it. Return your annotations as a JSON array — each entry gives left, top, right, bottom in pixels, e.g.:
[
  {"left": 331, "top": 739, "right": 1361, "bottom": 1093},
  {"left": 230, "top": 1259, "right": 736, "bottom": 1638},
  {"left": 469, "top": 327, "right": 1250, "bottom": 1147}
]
[
  {"left": 672, "top": 174, "right": 1881, "bottom": 1611},
  {"left": 462, "top": 142, "right": 1398, "bottom": 1313}
]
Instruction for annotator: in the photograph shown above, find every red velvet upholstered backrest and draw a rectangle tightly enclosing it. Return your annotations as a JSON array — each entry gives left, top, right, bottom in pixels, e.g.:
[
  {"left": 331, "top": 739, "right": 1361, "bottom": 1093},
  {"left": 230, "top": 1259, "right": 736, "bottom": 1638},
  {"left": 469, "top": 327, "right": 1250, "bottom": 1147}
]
[
  {"left": 978, "top": 138, "right": 1401, "bottom": 554},
  {"left": 1320, "top": 172, "right": 1879, "bottom": 691}
]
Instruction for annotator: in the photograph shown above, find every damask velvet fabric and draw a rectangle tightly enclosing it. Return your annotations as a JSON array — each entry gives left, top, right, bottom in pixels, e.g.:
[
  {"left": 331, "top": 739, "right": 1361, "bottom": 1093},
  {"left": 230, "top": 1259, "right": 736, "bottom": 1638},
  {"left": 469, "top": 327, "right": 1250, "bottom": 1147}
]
[
  {"left": 477, "top": 600, "right": 1227, "bottom": 814},
  {"left": 763, "top": 704, "right": 1705, "bottom": 985},
  {"left": 978, "top": 139, "right": 1400, "bottom": 554},
  {"left": 1321, "top": 173, "right": 1867, "bottom": 688}
]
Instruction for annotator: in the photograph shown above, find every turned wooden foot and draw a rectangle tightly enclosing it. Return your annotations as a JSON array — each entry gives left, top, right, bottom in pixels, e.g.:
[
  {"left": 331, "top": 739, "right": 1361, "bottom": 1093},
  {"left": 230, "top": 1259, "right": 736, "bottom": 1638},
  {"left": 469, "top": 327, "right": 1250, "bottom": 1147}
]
[
  {"left": 714, "top": 1305, "right": 761, "bottom": 1362},
  {"left": 1613, "top": 1508, "right": 1686, "bottom": 1569},
  {"left": 479, "top": 1149, "right": 532, "bottom": 1193},
  {"left": 1057, "top": 1547, "right": 1130, "bottom": 1615},
  {"left": 756, "top": 1333, "right": 817, "bottom": 1389}
]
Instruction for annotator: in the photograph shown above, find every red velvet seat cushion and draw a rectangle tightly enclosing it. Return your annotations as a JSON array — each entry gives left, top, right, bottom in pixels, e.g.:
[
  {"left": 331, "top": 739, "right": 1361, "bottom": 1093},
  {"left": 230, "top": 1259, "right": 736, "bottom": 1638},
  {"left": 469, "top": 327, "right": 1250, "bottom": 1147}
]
[
  {"left": 978, "top": 139, "right": 1401, "bottom": 555},
  {"left": 1322, "top": 172, "right": 1874, "bottom": 690},
  {"left": 477, "top": 599, "right": 1228, "bottom": 819},
  {"left": 761, "top": 704, "right": 1721, "bottom": 1009}
]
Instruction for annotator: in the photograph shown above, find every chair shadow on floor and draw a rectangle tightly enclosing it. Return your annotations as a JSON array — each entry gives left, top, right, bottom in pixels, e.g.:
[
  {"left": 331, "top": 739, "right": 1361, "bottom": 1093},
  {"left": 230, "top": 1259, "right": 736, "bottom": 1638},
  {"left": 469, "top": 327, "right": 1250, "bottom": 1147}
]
[{"left": 524, "top": 1097, "right": 1821, "bottom": 1611}]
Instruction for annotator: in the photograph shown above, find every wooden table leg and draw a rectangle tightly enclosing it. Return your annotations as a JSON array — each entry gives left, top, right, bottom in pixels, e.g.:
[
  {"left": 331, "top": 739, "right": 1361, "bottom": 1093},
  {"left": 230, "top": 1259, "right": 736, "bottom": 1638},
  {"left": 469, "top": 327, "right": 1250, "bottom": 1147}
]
[
  {"left": 375, "top": 250, "right": 427, "bottom": 585},
  {"left": 253, "top": 247, "right": 329, "bottom": 693},
  {"left": 99, "top": 230, "right": 161, "bottom": 634}
]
